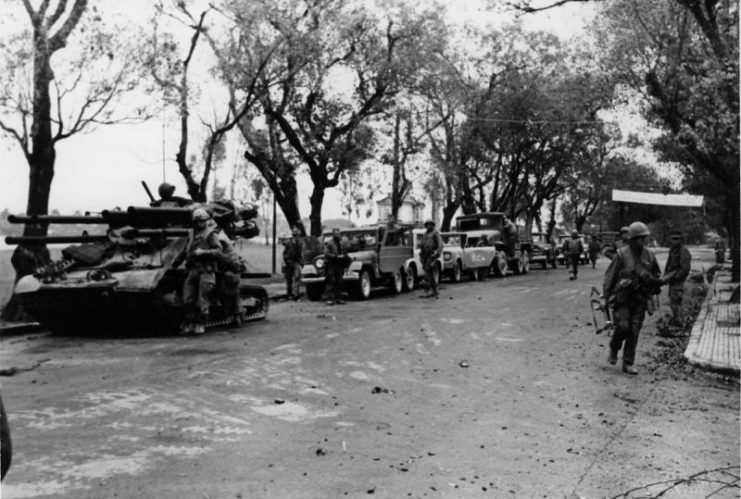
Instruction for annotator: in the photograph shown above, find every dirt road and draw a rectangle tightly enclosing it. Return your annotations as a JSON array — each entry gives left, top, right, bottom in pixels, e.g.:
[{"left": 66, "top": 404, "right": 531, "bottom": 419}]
[{"left": 1, "top": 248, "right": 738, "bottom": 498}]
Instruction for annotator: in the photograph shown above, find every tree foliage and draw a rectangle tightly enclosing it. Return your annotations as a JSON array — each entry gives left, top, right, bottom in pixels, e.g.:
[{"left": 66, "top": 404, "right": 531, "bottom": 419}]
[
  {"left": 593, "top": 0, "right": 739, "bottom": 278},
  {"left": 215, "top": 0, "right": 447, "bottom": 235}
]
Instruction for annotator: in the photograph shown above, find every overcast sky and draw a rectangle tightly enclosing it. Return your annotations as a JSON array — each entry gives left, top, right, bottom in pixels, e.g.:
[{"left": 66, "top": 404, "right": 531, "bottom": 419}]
[{"left": 0, "top": 1, "right": 594, "bottom": 219}]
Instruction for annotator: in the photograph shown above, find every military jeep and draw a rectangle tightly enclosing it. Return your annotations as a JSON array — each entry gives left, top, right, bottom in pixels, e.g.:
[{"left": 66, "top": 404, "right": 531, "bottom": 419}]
[{"left": 301, "top": 226, "right": 415, "bottom": 301}]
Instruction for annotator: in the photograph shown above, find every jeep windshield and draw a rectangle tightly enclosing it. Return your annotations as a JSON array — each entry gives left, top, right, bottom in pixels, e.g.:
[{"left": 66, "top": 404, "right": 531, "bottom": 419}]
[{"left": 338, "top": 228, "right": 381, "bottom": 252}]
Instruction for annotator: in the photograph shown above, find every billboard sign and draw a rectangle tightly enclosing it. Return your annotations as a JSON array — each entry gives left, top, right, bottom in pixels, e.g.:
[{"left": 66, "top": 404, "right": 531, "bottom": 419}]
[{"left": 612, "top": 189, "right": 704, "bottom": 207}]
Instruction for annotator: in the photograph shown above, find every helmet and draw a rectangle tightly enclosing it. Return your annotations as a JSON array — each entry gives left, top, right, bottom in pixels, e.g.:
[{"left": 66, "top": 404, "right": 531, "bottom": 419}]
[
  {"left": 423, "top": 219, "right": 435, "bottom": 227},
  {"left": 192, "top": 208, "right": 211, "bottom": 222},
  {"left": 627, "top": 221, "right": 650, "bottom": 239},
  {"left": 620, "top": 226, "right": 629, "bottom": 233},
  {"left": 158, "top": 182, "right": 175, "bottom": 198}
]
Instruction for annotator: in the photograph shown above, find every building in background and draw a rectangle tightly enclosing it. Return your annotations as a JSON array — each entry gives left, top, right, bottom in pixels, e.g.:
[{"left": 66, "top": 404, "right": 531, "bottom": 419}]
[{"left": 376, "top": 196, "right": 425, "bottom": 225}]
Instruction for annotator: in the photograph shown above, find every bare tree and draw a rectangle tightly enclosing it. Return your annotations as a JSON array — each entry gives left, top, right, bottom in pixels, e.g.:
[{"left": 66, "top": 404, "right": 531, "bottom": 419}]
[{"left": 0, "top": 1, "right": 151, "bottom": 319}]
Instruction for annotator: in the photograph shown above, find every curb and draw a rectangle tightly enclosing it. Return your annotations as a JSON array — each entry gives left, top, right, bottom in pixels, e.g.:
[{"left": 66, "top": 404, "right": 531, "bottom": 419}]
[{"left": 684, "top": 268, "right": 740, "bottom": 376}]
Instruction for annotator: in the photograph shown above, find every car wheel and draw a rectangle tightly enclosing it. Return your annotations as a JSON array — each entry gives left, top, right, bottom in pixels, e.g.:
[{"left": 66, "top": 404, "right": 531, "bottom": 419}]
[
  {"left": 306, "top": 284, "right": 324, "bottom": 301},
  {"left": 492, "top": 251, "right": 508, "bottom": 277},
  {"left": 391, "top": 269, "right": 403, "bottom": 294},
  {"left": 404, "top": 264, "right": 417, "bottom": 292},
  {"left": 354, "top": 270, "right": 372, "bottom": 300},
  {"left": 451, "top": 260, "right": 462, "bottom": 283}
]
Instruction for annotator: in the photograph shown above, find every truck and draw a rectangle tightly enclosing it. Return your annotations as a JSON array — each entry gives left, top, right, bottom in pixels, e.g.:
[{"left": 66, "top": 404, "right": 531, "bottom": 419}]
[
  {"left": 301, "top": 225, "right": 416, "bottom": 301},
  {"left": 454, "top": 212, "right": 532, "bottom": 277},
  {"left": 530, "top": 232, "right": 557, "bottom": 269}
]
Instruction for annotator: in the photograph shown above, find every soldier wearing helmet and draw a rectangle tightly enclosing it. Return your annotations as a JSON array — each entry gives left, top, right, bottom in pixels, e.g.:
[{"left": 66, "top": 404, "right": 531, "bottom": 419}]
[
  {"left": 662, "top": 229, "right": 692, "bottom": 326},
  {"left": 181, "top": 208, "right": 222, "bottom": 334},
  {"left": 150, "top": 182, "right": 192, "bottom": 208},
  {"left": 418, "top": 219, "right": 443, "bottom": 298},
  {"left": 324, "top": 227, "right": 349, "bottom": 305},
  {"left": 603, "top": 226, "right": 630, "bottom": 260},
  {"left": 563, "top": 230, "right": 584, "bottom": 280},
  {"left": 602, "top": 221, "right": 663, "bottom": 375}
]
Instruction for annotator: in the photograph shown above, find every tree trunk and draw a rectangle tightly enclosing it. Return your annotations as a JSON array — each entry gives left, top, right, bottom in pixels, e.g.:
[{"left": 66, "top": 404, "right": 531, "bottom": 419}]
[
  {"left": 727, "top": 188, "right": 740, "bottom": 282},
  {"left": 575, "top": 215, "right": 586, "bottom": 233},
  {"left": 3, "top": 27, "right": 56, "bottom": 322},
  {"left": 309, "top": 184, "right": 326, "bottom": 237}
]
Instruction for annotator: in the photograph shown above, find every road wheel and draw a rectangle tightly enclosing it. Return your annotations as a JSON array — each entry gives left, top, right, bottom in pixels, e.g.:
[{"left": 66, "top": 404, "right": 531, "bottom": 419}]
[
  {"left": 451, "top": 260, "right": 462, "bottom": 283},
  {"left": 354, "top": 270, "right": 372, "bottom": 300},
  {"left": 306, "top": 284, "right": 324, "bottom": 301},
  {"left": 404, "top": 264, "right": 417, "bottom": 292},
  {"left": 519, "top": 251, "right": 530, "bottom": 274},
  {"left": 390, "top": 268, "right": 403, "bottom": 294},
  {"left": 492, "top": 251, "right": 508, "bottom": 278}
]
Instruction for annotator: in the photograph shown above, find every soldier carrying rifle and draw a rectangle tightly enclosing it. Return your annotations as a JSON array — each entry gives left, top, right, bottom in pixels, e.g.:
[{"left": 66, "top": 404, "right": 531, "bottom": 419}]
[{"left": 602, "top": 222, "right": 664, "bottom": 375}]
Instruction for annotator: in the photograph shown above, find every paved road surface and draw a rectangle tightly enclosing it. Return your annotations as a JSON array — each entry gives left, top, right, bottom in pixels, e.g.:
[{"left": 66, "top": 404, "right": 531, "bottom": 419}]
[{"left": 1, "top": 248, "right": 738, "bottom": 498}]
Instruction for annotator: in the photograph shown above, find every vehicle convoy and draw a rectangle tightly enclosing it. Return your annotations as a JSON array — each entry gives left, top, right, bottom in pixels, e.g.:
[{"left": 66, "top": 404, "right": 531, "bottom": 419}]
[
  {"left": 301, "top": 225, "right": 416, "bottom": 301},
  {"left": 440, "top": 232, "right": 498, "bottom": 282},
  {"left": 530, "top": 232, "right": 557, "bottom": 269},
  {"left": 455, "top": 212, "right": 532, "bottom": 277},
  {"left": 5, "top": 202, "right": 268, "bottom": 334}
]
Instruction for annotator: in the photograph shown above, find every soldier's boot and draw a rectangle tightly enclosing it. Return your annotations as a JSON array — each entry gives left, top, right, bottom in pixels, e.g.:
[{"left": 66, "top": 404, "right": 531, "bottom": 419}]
[
  {"left": 179, "top": 323, "right": 194, "bottom": 335},
  {"left": 622, "top": 364, "right": 638, "bottom": 375},
  {"left": 607, "top": 349, "right": 618, "bottom": 365},
  {"left": 193, "top": 323, "right": 206, "bottom": 335}
]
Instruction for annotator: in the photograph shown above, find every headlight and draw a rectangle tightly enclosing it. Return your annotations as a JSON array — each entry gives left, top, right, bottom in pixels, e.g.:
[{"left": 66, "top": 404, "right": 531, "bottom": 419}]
[
  {"left": 443, "top": 252, "right": 452, "bottom": 261},
  {"left": 315, "top": 258, "right": 325, "bottom": 269}
]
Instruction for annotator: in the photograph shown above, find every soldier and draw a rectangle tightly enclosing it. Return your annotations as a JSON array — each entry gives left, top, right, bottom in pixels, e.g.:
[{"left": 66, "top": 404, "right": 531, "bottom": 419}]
[
  {"left": 283, "top": 226, "right": 304, "bottom": 301},
  {"left": 324, "top": 228, "right": 347, "bottom": 305},
  {"left": 563, "top": 230, "right": 584, "bottom": 280},
  {"left": 662, "top": 229, "right": 692, "bottom": 326},
  {"left": 150, "top": 182, "right": 191, "bottom": 208},
  {"left": 603, "top": 226, "right": 629, "bottom": 260},
  {"left": 182, "top": 208, "right": 222, "bottom": 334},
  {"left": 603, "top": 221, "right": 663, "bottom": 375},
  {"left": 588, "top": 237, "right": 602, "bottom": 268},
  {"left": 213, "top": 223, "right": 244, "bottom": 327},
  {"left": 418, "top": 219, "right": 444, "bottom": 298}
]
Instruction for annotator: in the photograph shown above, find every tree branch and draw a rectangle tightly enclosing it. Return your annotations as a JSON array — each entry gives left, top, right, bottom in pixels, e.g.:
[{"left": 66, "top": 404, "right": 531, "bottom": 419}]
[{"left": 48, "top": 0, "right": 87, "bottom": 52}]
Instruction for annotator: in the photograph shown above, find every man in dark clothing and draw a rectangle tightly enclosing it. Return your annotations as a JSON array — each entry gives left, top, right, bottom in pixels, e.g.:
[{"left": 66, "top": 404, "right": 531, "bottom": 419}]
[
  {"left": 603, "top": 226, "right": 629, "bottom": 260},
  {"left": 588, "top": 237, "right": 602, "bottom": 268},
  {"left": 662, "top": 230, "right": 692, "bottom": 325},
  {"left": 603, "top": 221, "right": 663, "bottom": 375},
  {"left": 563, "top": 231, "right": 584, "bottom": 280},
  {"left": 324, "top": 228, "right": 348, "bottom": 305},
  {"left": 283, "top": 226, "right": 304, "bottom": 300},
  {"left": 182, "top": 208, "right": 223, "bottom": 334},
  {"left": 418, "top": 219, "right": 444, "bottom": 298}
]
